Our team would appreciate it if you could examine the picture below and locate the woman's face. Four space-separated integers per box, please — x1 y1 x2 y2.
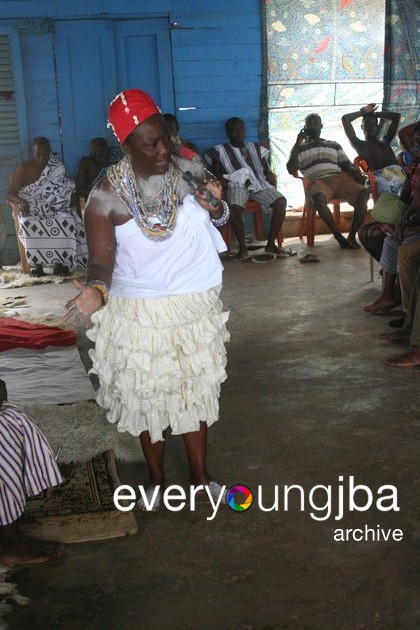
123 115 172 178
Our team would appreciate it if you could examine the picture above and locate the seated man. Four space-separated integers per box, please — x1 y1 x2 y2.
343 104 406 262
286 113 369 249
0 380 65 565
7 137 88 277
205 117 287 260
342 103 405 196
75 137 117 201
163 113 202 163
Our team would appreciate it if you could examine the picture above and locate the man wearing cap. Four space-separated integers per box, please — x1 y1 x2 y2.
65 89 230 510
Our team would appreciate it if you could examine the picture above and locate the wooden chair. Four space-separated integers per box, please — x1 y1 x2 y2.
7 175 30 273
353 157 378 281
296 176 342 247
353 157 378 202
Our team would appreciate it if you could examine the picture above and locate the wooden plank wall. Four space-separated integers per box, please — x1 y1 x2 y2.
0 0 263 263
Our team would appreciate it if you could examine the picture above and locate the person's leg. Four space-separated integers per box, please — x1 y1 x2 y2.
358 222 387 262
228 203 248 259
138 431 166 510
348 188 369 245
182 422 209 486
398 238 420 313
364 234 400 312
364 270 398 312
266 197 286 253
139 431 166 486
385 267 420 367
0 521 65 566
310 192 351 248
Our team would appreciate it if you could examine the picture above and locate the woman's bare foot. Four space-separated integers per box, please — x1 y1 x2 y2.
364 298 397 313
379 330 410 342
385 347 420 368
0 535 66 566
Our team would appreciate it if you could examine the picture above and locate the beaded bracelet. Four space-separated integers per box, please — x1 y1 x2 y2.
88 280 109 305
210 200 230 228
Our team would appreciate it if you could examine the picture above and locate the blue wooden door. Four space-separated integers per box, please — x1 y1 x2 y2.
54 18 174 177
114 18 174 114
53 20 118 177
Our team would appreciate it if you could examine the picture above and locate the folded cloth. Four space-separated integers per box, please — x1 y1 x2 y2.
0 346 95 404
0 317 76 352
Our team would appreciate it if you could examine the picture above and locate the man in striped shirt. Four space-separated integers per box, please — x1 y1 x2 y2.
205 117 287 260
0 380 65 565
287 113 369 249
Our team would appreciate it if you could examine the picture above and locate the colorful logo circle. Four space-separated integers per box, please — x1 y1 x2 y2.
226 485 253 512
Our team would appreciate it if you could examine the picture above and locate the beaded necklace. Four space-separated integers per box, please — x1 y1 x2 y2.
107 156 179 241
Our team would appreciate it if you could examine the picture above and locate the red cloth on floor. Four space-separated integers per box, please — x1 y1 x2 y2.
0 317 76 351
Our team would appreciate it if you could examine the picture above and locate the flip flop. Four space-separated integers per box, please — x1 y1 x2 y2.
299 254 320 263
248 253 277 263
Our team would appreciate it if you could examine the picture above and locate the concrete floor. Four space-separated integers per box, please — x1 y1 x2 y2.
1 235 419 630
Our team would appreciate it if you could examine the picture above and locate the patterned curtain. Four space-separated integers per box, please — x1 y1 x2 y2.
383 0 420 126
264 0 386 208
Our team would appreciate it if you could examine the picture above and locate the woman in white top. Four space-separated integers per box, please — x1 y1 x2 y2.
65 90 230 510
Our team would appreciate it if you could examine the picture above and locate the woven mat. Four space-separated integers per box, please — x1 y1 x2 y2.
20 450 137 544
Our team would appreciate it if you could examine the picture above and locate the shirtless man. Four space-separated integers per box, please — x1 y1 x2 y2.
342 103 401 172
0 380 65 565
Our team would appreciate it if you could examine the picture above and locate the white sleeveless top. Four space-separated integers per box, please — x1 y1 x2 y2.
110 194 226 298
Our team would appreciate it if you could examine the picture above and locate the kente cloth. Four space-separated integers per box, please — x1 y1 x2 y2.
373 164 407 196
0 317 76 352
87 286 229 443
205 142 271 193
18 156 88 270
0 401 63 525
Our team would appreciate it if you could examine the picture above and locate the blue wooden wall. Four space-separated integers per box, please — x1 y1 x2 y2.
0 0 263 263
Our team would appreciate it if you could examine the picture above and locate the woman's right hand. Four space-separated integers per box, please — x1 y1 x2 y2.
64 279 103 323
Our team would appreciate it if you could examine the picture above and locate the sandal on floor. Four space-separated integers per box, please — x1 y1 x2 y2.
299 254 320 263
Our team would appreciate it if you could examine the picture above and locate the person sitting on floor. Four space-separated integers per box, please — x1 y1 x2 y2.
163 113 202 163
7 137 88 277
0 379 65 565
286 113 369 249
204 117 287 260
342 103 406 264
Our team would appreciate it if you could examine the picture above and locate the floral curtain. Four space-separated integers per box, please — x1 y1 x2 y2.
383 0 420 126
264 0 386 208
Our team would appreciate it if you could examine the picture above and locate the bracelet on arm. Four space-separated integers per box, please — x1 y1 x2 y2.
210 200 230 228
88 280 109 306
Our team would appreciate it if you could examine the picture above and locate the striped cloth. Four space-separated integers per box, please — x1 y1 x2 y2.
295 139 351 180
205 142 272 193
0 401 63 525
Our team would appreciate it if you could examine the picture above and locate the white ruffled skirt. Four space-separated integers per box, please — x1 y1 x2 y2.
86 286 229 443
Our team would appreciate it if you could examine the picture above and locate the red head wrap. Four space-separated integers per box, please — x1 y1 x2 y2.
107 89 161 144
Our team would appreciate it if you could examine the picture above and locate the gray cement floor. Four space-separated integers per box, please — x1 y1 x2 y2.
1 235 419 630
